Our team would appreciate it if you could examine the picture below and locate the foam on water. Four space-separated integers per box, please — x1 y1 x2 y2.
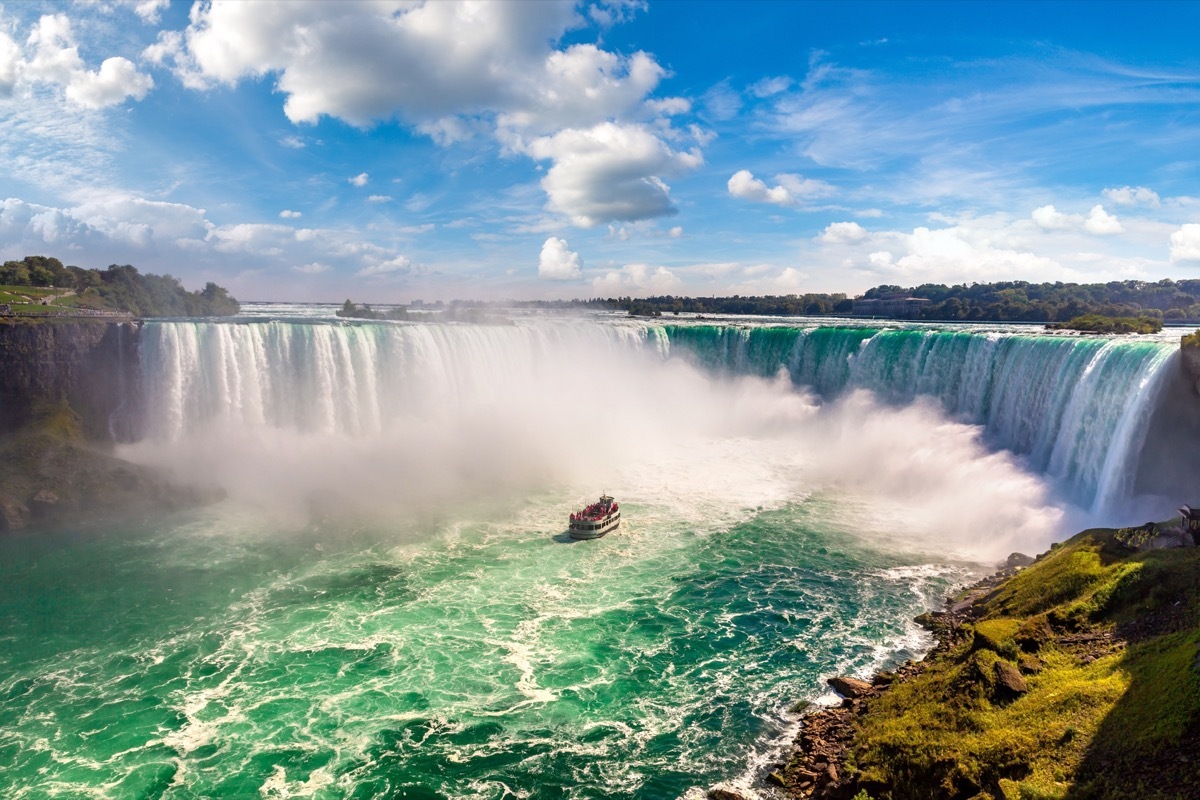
3 312 1179 798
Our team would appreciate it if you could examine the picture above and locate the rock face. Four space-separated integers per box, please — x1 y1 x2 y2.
0 321 210 534
1181 335 1200 397
0 320 142 441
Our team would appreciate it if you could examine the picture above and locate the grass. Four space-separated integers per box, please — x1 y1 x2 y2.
846 527 1200 799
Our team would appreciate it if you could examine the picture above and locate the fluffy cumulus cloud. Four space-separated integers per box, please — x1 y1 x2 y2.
537 236 583 280
1103 186 1161 208
1170 224 1200 264
820 221 868 243
1032 204 1122 235
146 1 694 228
592 263 682 295
1084 204 1122 234
727 169 833 206
528 122 702 227
12 14 153 108
158 0 664 133
279 209 302 219
349 172 369 187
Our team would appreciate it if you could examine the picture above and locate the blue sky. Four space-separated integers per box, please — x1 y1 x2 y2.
1 0 1198 302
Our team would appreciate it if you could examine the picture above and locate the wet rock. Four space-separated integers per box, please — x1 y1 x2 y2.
827 676 873 698
707 788 751 800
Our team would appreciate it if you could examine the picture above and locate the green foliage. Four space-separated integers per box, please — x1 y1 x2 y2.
1045 314 1162 334
1181 329 1200 348
972 618 1022 658
0 257 239 317
849 528 1200 799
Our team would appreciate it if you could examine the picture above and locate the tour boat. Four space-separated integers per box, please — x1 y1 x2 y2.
568 494 621 540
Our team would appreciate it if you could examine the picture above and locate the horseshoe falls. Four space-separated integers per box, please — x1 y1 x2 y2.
1 310 1190 800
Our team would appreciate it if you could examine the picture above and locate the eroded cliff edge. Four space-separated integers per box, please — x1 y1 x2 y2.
0 320 205 533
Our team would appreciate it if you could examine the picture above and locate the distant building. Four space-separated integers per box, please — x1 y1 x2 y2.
851 294 932 319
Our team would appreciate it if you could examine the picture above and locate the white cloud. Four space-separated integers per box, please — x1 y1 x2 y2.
527 122 702 227
367 194 392 203
357 256 413 277
1170 224 1200 264
166 1 662 135
292 262 330 274
1084 204 1122 235
749 75 791 98
728 170 792 206
19 14 152 108
537 236 583 280
820 221 868 243
592 263 682 295
1033 203 1121 234
279 209 302 219
134 0 171 24
1103 185 1161 208
727 169 834 207
669 226 683 238
0 31 20 96
349 172 369 187
1032 204 1071 230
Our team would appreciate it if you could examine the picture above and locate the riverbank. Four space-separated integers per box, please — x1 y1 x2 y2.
725 526 1200 800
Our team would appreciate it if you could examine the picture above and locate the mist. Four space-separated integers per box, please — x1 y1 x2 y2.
117 320 1077 562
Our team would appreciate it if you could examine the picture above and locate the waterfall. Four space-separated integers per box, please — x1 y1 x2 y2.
657 325 1178 513
136 317 1181 518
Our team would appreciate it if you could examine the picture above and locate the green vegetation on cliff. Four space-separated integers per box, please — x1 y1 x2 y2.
1 256 239 317
845 528 1200 800
1045 314 1163 334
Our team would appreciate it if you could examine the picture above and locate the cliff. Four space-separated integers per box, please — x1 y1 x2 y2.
0 320 207 534
0 318 142 441
1181 331 1200 396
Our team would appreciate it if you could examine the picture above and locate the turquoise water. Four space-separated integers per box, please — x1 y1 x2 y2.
3 312 1177 798
0 498 967 799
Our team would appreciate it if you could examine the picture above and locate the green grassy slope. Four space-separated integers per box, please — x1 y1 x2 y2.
846 528 1200 800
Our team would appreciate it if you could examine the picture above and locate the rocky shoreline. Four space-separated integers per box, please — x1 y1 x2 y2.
707 555 1036 800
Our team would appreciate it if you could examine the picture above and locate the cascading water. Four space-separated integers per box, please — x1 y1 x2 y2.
2 310 1187 800
657 324 1178 514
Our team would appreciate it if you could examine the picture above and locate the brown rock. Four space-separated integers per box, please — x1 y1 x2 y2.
32 488 59 505
707 789 751 800
827 676 873 698
0 496 30 531
993 659 1029 696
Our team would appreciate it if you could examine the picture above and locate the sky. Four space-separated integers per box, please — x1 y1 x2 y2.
0 0 1198 302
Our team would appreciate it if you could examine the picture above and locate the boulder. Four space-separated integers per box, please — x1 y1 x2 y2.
0 496 30 532
1005 552 1035 569
993 660 1029 697
827 676 873 698
707 789 752 800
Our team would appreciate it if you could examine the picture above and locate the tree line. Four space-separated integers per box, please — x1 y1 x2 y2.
1 256 240 317
567 279 1200 321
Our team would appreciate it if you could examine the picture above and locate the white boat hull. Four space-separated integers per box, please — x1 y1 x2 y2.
568 512 621 540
